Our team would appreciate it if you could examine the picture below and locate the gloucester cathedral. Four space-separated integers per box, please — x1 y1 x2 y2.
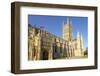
28 18 87 60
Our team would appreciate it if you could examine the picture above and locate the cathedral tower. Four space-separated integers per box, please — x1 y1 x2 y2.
75 32 82 56
77 32 81 50
63 18 72 41
81 34 84 50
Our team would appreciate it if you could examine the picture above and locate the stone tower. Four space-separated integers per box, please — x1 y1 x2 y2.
63 18 72 41
81 34 84 49
77 32 81 49
75 32 82 56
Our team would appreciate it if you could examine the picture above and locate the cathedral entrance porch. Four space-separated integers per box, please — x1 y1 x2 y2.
42 50 48 60
41 48 53 60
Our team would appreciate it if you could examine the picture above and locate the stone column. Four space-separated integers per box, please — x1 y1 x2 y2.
48 51 52 60
36 33 41 60
28 39 33 60
48 44 53 60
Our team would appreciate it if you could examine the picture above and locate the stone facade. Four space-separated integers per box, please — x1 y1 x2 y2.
28 18 86 60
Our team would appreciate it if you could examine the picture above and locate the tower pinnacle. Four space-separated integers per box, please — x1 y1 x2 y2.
77 32 80 38
81 34 84 49
67 18 70 25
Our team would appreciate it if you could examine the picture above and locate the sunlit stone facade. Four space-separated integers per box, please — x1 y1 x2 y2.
28 18 86 60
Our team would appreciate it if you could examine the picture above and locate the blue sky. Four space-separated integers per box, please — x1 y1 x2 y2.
28 15 88 48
